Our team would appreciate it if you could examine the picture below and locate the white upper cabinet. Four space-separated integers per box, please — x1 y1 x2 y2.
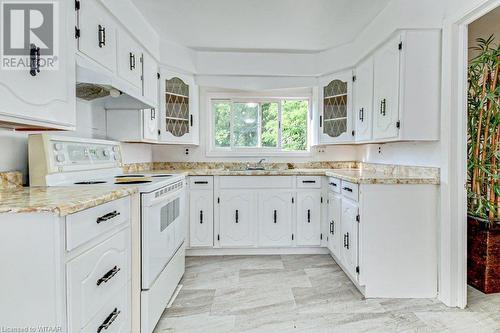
372 30 441 142
296 191 321 246
258 191 293 247
76 0 116 72
143 108 159 141
372 34 401 141
159 70 199 145
354 57 374 142
142 52 159 107
0 0 75 129
117 30 143 90
318 71 354 144
219 191 255 247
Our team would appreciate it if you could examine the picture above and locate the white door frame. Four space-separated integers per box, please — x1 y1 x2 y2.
440 0 500 308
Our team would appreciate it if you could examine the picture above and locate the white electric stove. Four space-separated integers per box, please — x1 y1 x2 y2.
28 134 186 333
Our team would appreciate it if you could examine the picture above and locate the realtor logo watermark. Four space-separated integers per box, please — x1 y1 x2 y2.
1 1 59 71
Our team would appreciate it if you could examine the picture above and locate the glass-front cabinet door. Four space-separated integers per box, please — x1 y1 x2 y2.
159 70 199 144
318 71 353 144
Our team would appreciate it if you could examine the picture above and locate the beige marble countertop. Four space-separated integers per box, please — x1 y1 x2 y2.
0 186 137 216
146 168 440 185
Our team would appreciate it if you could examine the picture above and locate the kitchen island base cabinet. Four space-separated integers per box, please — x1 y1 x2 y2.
219 191 256 247
0 196 133 332
296 191 322 246
258 192 293 247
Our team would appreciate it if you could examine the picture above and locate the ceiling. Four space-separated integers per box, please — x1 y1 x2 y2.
132 0 391 53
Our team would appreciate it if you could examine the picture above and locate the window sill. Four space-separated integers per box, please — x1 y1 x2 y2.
206 149 313 158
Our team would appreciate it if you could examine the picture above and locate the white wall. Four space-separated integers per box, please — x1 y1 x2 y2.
357 142 441 167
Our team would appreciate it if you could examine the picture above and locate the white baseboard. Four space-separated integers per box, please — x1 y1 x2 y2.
186 247 330 256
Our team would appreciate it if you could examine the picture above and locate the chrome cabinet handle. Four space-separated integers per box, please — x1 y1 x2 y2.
97 308 121 333
96 211 120 224
359 108 364 122
98 25 106 47
150 108 155 120
96 266 121 286
30 43 40 76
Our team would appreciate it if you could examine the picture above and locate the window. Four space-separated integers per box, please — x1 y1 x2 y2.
211 98 310 154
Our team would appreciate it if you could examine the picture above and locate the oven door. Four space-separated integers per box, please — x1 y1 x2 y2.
141 187 185 290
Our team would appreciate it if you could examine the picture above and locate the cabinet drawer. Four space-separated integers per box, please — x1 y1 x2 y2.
297 176 322 189
81 283 131 333
66 197 130 251
67 228 130 332
189 176 214 190
341 181 359 202
220 176 293 189
328 177 341 193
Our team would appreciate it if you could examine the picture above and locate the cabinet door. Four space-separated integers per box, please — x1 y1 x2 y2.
142 109 158 141
219 191 255 247
328 192 342 259
354 57 374 142
117 30 142 89
373 34 401 140
0 0 75 129
341 198 359 279
258 191 293 247
77 0 117 72
318 71 353 144
189 190 214 247
142 52 159 106
160 71 198 144
296 191 321 246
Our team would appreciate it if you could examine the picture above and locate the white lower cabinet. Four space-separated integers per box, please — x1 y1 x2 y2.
219 191 256 247
258 191 293 247
296 191 322 246
0 196 133 332
189 190 214 247
340 198 359 280
327 192 341 259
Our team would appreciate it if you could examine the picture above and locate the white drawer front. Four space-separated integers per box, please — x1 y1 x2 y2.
220 176 294 189
297 176 322 189
82 283 131 333
341 181 359 202
66 197 130 250
328 177 341 193
189 176 214 190
67 229 130 332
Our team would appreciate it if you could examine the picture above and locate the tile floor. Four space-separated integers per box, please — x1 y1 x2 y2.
153 255 500 333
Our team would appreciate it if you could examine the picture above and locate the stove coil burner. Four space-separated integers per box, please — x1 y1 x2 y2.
74 181 107 185
115 180 153 184
115 175 145 178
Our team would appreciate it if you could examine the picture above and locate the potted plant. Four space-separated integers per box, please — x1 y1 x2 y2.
467 35 499 294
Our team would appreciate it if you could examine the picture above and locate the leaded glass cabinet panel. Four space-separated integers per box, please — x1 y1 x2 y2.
160 71 199 145
318 71 353 144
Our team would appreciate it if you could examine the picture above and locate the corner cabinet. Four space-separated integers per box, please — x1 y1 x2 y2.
0 0 75 130
318 71 354 144
159 71 199 145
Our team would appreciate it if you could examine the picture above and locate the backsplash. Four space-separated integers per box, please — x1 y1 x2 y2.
0 171 23 189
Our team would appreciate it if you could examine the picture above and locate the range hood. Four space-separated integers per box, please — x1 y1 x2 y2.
76 54 154 109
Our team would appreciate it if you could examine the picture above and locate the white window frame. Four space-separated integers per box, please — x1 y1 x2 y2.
206 92 313 157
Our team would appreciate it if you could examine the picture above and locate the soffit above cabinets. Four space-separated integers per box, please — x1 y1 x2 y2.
131 0 391 52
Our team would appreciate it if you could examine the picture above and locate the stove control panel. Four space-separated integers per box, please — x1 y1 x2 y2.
51 141 121 167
